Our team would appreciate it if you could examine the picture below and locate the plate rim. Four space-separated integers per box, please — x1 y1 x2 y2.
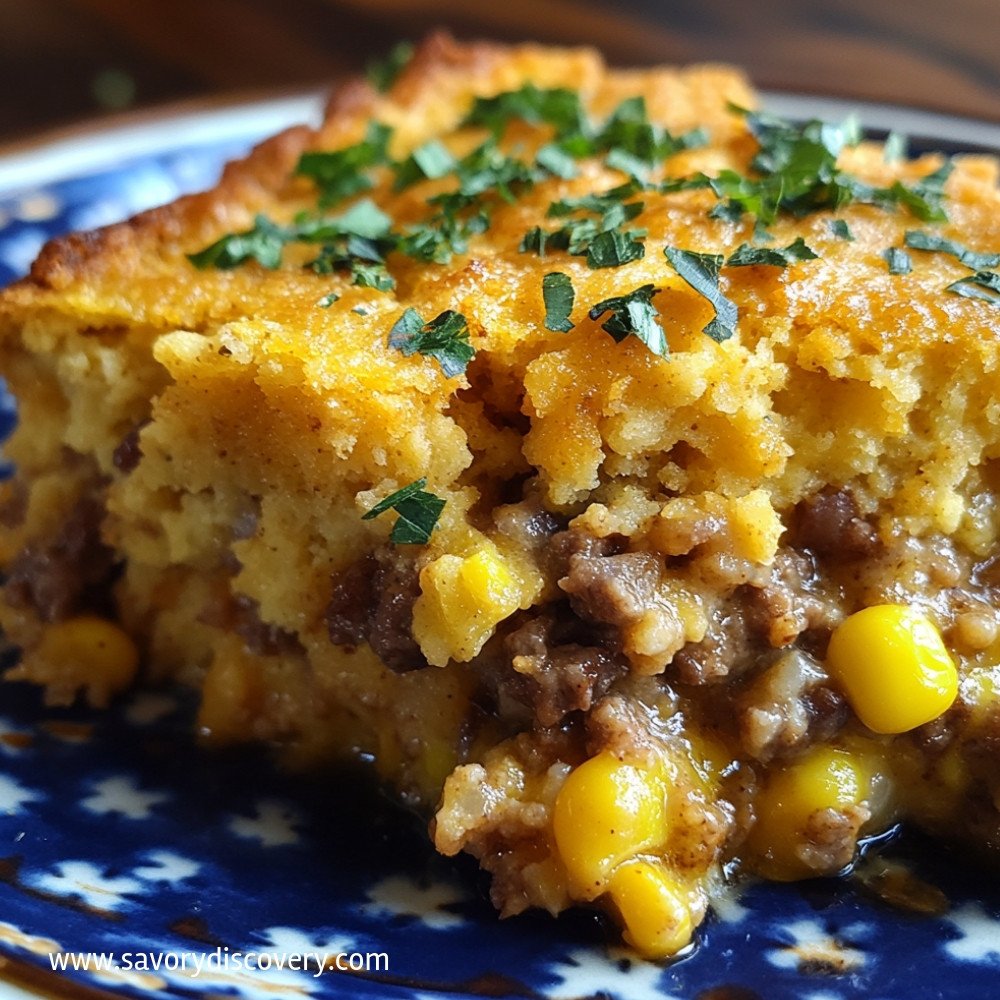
0 89 997 201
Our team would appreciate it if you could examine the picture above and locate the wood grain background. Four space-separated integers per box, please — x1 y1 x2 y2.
0 0 997 144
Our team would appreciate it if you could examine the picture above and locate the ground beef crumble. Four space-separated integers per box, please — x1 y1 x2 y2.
325 547 427 672
5 494 118 622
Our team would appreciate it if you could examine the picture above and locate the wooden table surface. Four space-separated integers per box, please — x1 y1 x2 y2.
0 0 998 145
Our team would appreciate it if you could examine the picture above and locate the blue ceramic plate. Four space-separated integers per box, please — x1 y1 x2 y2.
1 94 1000 1000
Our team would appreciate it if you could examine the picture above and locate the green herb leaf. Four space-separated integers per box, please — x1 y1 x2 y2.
663 247 738 342
393 140 457 191
295 122 392 208
542 272 575 332
605 147 652 180
883 132 907 163
946 270 1000 305
387 308 476 377
188 215 290 270
464 85 588 138
350 260 395 290
586 228 646 269
707 170 782 226
547 180 645 218
366 41 414 93
596 96 703 169
588 284 667 357
535 143 579 179
883 247 912 275
398 209 488 264
726 237 818 268
903 230 1000 270
362 477 445 544
829 219 854 241
317 292 340 308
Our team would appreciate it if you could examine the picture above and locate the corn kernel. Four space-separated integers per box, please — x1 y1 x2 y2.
553 752 666 898
608 860 693 958
413 545 527 665
746 746 869 881
34 616 139 706
826 604 958 734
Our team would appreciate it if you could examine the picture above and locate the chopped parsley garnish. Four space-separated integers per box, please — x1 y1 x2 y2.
946 271 1000 305
883 132 907 163
393 139 457 191
535 143 579 179
442 139 540 203
349 260 395 290
301 200 397 287
548 180 645 217
295 122 392 208
464 84 588 138
588 284 667 357
187 214 289 270
542 272 575 332
352 307 368 316
877 162 953 223
829 219 854 241
586 228 646 268
726 237 818 268
362 477 445 544
883 247 913 275
713 107 952 226
388 308 476 377
366 41 414 93
522 181 646 263
595 97 706 172
903 230 1000 270
663 247 738 342
397 211 488 263
317 292 340 308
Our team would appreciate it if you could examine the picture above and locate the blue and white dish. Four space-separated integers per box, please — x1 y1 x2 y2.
1 94 1000 1000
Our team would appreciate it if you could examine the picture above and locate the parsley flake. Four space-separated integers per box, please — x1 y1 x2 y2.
946 271 1000 305
663 247 738 342
883 247 913 275
596 97 706 171
317 292 340 308
542 272 575 332
726 237 818 268
295 122 392 208
903 230 1000 270
388 308 476 377
883 132 908 163
187 214 289 270
394 140 457 191
829 219 855 241
464 85 588 138
535 143 579 179
362 477 445 544
366 42 414 93
588 284 667 357
586 228 646 269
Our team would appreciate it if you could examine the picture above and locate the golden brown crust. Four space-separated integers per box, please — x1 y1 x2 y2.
21 123 315 294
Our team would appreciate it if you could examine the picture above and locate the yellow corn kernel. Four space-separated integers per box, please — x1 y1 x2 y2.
608 861 693 958
34 616 139 706
826 605 958 734
746 746 869 881
413 545 526 666
553 752 666 899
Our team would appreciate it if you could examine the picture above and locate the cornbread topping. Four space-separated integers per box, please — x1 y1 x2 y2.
1 33 999 958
